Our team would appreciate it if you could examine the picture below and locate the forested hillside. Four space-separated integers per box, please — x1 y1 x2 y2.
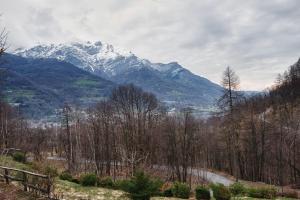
203 59 300 186
0 54 114 118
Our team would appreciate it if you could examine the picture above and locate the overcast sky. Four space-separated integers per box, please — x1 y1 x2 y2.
1 0 300 90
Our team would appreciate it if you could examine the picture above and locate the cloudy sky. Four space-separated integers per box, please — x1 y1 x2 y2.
1 0 300 90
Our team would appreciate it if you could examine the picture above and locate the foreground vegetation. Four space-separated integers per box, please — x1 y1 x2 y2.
0 155 299 200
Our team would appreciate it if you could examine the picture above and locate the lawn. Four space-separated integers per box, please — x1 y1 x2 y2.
55 180 186 200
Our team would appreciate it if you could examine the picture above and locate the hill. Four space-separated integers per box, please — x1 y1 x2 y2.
0 54 115 119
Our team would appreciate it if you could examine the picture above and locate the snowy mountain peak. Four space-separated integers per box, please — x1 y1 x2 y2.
14 41 186 77
14 41 135 73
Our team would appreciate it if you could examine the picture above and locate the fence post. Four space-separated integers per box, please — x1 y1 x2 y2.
23 172 28 191
4 169 9 184
47 175 51 198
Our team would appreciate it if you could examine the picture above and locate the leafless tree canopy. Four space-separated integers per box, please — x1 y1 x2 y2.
0 16 7 58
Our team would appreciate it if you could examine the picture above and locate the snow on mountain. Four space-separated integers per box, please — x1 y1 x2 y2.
14 41 184 78
13 41 223 110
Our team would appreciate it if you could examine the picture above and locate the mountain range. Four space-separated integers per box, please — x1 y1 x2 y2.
1 41 223 119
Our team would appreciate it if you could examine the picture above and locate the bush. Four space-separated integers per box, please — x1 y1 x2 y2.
119 170 163 200
229 182 246 196
80 173 98 186
71 178 80 184
195 185 210 200
247 187 277 199
12 152 26 163
171 182 190 199
44 166 58 178
278 190 298 199
162 188 173 197
210 183 231 200
59 171 73 182
115 179 133 191
97 177 115 188
160 182 173 197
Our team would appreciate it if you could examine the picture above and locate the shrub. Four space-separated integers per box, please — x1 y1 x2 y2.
12 152 26 163
171 182 190 199
210 183 231 200
120 170 163 200
44 166 58 178
71 177 80 184
115 179 133 191
59 171 73 182
97 177 115 188
229 182 246 196
195 185 210 200
247 187 277 199
278 190 298 199
162 188 173 197
160 182 173 197
80 173 98 186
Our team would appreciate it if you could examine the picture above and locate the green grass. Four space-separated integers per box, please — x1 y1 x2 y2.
56 179 130 200
55 179 188 200
5 89 35 102
0 155 32 171
75 78 99 87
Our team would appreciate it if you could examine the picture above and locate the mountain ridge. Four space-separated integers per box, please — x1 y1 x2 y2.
14 41 223 108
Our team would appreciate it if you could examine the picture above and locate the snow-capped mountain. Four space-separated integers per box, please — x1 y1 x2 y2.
14 41 223 110
14 41 142 78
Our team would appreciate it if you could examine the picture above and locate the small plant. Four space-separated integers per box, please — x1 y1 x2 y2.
44 166 58 178
97 176 115 188
119 170 163 200
210 183 231 200
162 188 173 197
12 152 26 163
161 182 173 197
229 182 246 196
115 179 133 191
278 190 298 199
59 171 73 182
80 173 98 186
195 185 210 200
171 182 190 199
247 187 277 199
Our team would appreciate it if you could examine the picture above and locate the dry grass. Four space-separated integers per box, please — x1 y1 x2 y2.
0 182 47 200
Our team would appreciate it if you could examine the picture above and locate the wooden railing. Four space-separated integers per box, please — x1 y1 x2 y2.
0 166 53 198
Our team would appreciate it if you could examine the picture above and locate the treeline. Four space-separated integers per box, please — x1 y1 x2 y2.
56 84 201 184
1 84 206 184
207 61 300 187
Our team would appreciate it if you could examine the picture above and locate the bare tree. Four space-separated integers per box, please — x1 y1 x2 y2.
218 67 242 178
0 27 7 58
61 103 76 172
110 84 158 175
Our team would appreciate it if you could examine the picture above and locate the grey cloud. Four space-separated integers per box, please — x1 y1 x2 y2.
1 0 300 90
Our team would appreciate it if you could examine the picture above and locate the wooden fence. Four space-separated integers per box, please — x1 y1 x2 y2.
0 166 53 198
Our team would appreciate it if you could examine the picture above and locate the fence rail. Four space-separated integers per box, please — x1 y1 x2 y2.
0 166 52 198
